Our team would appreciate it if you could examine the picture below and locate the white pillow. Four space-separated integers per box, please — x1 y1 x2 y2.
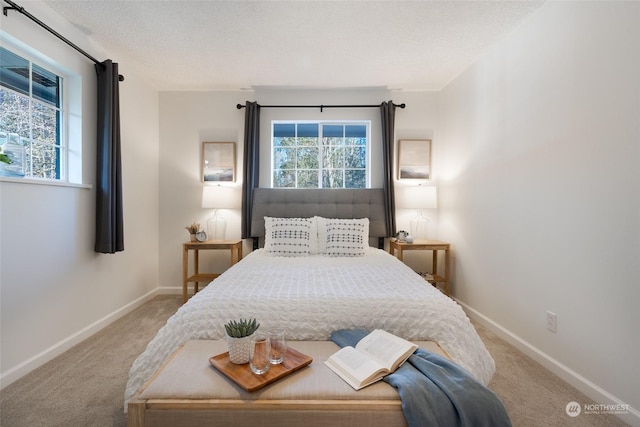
264 217 311 256
308 216 319 255
325 218 369 257
314 216 328 254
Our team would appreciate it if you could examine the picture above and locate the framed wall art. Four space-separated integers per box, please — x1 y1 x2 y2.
397 139 432 180
202 142 235 182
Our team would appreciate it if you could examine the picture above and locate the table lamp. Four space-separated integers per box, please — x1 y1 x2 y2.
201 185 239 240
404 185 437 240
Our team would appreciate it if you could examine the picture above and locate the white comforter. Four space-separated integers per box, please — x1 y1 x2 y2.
124 248 495 405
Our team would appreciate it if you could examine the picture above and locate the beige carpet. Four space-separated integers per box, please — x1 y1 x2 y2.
471 321 629 427
0 295 629 426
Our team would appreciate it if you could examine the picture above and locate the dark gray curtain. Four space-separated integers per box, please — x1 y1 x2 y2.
95 60 124 253
380 101 397 237
241 101 260 238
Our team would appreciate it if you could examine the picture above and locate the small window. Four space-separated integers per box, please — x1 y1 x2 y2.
272 121 369 189
0 45 65 180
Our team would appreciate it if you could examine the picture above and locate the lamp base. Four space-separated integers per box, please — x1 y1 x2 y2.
207 217 227 241
410 213 430 240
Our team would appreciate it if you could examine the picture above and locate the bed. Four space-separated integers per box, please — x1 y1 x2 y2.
124 188 495 424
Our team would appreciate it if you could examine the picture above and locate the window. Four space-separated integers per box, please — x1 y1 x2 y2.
0 45 65 180
272 121 370 188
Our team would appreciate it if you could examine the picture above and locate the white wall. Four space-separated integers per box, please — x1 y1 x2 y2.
0 2 160 386
159 91 245 286
158 89 439 288
438 1 639 422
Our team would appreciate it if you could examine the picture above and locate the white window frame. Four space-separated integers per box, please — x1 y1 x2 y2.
271 120 371 189
0 35 84 187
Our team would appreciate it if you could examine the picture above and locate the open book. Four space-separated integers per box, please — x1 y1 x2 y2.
324 329 418 390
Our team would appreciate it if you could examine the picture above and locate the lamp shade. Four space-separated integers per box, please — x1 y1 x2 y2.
403 186 437 209
201 185 240 209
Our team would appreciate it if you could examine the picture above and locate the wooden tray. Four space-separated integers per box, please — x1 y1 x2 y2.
209 346 313 392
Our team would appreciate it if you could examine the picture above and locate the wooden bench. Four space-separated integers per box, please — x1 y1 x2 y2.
128 340 449 427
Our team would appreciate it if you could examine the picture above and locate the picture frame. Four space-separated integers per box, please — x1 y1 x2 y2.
202 142 235 182
397 139 432 180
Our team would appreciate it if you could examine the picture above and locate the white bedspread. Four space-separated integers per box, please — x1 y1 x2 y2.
124 248 495 406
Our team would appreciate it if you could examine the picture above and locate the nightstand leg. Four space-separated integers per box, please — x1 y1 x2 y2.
182 247 188 303
444 250 450 296
432 251 438 276
231 244 241 265
193 250 199 294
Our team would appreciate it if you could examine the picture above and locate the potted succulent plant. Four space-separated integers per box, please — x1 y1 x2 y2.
224 318 260 364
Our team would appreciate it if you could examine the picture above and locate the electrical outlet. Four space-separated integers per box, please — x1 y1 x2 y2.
546 311 557 333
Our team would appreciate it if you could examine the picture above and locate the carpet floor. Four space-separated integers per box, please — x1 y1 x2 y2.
0 294 629 426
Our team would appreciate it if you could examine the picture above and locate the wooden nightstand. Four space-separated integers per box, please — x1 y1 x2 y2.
182 240 242 303
389 239 451 296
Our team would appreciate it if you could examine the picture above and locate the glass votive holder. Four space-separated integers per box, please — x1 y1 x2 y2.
250 333 271 375
268 329 287 364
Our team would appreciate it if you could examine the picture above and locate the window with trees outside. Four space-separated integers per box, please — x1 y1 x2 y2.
0 45 65 180
272 121 370 189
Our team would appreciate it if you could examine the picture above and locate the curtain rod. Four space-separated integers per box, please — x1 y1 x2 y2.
236 103 405 112
3 0 124 81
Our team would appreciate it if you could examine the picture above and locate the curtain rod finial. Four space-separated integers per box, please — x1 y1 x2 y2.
237 104 245 109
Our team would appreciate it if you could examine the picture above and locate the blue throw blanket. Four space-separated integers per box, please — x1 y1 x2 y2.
330 329 512 427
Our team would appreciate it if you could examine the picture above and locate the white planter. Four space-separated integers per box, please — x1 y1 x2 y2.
226 334 253 364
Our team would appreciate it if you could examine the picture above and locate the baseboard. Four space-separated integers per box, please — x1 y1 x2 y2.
0 288 162 389
456 299 640 426
157 286 181 295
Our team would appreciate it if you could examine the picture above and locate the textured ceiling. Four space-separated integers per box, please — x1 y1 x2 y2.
42 1 544 91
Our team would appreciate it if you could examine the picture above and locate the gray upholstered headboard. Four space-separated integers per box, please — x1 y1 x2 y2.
251 188 387 243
